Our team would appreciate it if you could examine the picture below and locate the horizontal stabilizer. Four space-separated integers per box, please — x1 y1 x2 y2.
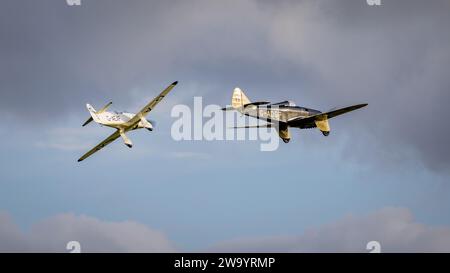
98 101 112 114
82 117 94 127
221 106 235 111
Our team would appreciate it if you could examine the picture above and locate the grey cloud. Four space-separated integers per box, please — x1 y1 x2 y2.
209 207 450 252
1 0 450 171
0 0 275 120
266 0 450 171
0 212 176 252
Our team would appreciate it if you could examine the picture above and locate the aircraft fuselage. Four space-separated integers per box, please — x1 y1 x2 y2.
95 111 152 131
241 104 321 127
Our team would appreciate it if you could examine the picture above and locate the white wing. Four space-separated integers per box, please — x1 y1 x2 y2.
125 81 178 127
78 130 121 162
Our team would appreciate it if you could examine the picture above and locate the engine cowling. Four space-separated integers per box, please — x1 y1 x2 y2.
276 123 291 143
315 119 330 136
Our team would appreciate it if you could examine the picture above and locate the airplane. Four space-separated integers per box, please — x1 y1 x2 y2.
77 81 178 162
222 87 367 143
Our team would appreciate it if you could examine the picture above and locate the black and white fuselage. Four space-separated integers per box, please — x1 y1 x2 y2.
241 102 322 127
226 87 367 143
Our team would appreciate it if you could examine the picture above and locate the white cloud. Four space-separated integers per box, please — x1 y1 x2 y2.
0 212 176 252
2 208 450 252
209 207 450 252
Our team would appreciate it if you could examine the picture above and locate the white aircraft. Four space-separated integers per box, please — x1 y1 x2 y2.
78 81 178 162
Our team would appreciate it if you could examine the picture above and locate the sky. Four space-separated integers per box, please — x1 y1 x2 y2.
1 0 450 252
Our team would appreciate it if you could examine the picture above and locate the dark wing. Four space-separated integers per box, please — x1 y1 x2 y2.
288 104 368 128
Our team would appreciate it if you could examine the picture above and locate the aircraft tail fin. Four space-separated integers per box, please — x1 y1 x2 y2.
82 102 112 126
231 87 251 109
83 104 101 126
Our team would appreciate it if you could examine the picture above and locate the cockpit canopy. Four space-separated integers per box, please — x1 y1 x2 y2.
114 111 129 115
271 100 296 107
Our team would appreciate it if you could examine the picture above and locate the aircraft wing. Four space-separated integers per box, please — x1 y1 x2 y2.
125 81 178 127
77 130 121 162
319 103 368 120
288 103 367 127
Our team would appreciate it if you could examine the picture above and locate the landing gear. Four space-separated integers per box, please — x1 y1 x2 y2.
119 130 133 148
147 128 153 131
282 138 290 143
322 131 330 136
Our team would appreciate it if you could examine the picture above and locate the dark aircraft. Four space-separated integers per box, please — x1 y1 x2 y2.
222 87 367 143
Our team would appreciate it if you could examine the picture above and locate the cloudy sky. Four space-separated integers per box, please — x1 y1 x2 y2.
1 0 450 252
